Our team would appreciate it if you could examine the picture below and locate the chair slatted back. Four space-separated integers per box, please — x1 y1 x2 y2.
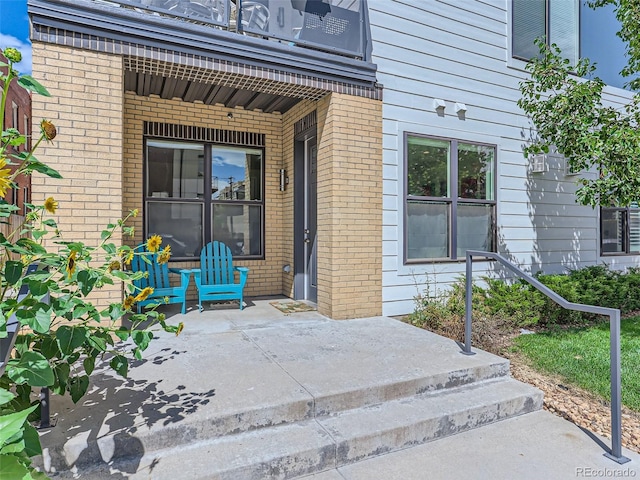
131 246 171 290
201 241 234 285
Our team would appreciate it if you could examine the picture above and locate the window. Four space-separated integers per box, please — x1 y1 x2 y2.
11 102 18 130
145 139 264 260
512 0 628 88
405 134 496 262
23 115 29 150
601 206 640 255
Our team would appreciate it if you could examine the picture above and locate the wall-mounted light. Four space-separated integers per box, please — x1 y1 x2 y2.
227 112 234 119
433 98 446 112
454 102 467 114
283 264 291 273
279 168 289 191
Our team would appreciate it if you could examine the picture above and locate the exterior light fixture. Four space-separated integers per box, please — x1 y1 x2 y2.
279 168 288 191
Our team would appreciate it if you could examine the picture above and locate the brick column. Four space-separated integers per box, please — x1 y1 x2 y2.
316 93 383 319
31 43 124 307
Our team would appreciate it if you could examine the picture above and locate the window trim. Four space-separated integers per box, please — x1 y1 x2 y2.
403 132 497 264
143 136 266 261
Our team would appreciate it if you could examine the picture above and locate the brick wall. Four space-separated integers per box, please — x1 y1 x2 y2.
31 42 124 306
316 93 383 319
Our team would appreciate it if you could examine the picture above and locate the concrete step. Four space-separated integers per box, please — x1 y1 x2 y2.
45 377 542 479
36 315 543 478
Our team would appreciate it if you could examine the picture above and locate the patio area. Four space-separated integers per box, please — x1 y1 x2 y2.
36 297 640 479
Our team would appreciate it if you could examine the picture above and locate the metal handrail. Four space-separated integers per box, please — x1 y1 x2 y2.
464 250 630 464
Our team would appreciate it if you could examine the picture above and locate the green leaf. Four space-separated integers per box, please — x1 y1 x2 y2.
83 356 95 376
87 334 107 353
0 404 37 445
16 304 52 334
7 352 55 387
23 160 62 179
53 363 70 394
0 388 15 407
109 355 128 378
4 261 23 285
77 270 96 297
56 326 88 355
132 330 153 352
25 278 50 297
0 454 30 479
69 375 89 403
17 75 51 96
39 335 61 359
22 422 42 457
114 327 129 342
0 438 25 454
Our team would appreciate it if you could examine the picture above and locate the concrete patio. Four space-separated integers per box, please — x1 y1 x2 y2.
37 297 640 479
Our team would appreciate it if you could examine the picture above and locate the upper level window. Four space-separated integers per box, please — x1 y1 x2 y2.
512 0 579 65
601 206 640 255
145 139 264 260
512 0 628 88
405 134 496 263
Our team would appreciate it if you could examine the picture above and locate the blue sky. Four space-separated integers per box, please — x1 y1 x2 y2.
0 0 31 74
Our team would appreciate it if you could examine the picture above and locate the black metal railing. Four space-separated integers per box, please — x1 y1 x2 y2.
104 0 367 59
464 250 630 465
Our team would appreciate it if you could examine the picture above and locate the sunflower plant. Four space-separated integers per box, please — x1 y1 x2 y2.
0 48 183 479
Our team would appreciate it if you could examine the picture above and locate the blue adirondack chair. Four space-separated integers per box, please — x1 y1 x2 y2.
131 245 191 314
193 241 249 311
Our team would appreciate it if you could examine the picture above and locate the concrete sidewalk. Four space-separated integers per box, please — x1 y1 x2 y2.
38 297 640 479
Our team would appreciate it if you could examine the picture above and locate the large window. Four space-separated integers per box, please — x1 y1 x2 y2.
145 139 264 260
512 0 628 88
405 134 496 262
601 206 640 255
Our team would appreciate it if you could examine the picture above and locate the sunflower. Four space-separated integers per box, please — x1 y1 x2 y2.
134 286 154 302
108 260 121 272
44 196 58 214
66 251 77 278
146 235 162 253
0 158 12 198
175 322 184 336
40 119 57 142
123 295 135 311
131 209 139 218
157 245 171 264
3 47 21 63
122 250 134 266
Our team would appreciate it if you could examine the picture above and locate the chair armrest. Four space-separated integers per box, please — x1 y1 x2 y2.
234 266 249 286
169 268 194 289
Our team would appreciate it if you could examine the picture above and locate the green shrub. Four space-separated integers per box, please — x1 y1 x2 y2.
408 264 640 335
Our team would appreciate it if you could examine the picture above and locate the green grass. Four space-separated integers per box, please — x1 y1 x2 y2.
512 316 640 411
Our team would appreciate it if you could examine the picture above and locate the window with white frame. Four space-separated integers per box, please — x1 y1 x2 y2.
601 206 640 255
145 139 264 260
404 134 496 262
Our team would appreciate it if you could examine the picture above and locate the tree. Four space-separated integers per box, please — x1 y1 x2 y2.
517 0 640 208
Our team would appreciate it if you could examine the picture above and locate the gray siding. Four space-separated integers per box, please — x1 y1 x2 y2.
370 0 636 316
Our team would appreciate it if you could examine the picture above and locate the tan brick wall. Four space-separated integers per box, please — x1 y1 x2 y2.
30 43 382 318
31 42 124 307
122 94 284 298
316 93 383 319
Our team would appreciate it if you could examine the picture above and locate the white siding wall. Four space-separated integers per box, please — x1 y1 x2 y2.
369 0 637 316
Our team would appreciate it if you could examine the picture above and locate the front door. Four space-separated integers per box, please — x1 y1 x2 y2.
303 136 318 303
